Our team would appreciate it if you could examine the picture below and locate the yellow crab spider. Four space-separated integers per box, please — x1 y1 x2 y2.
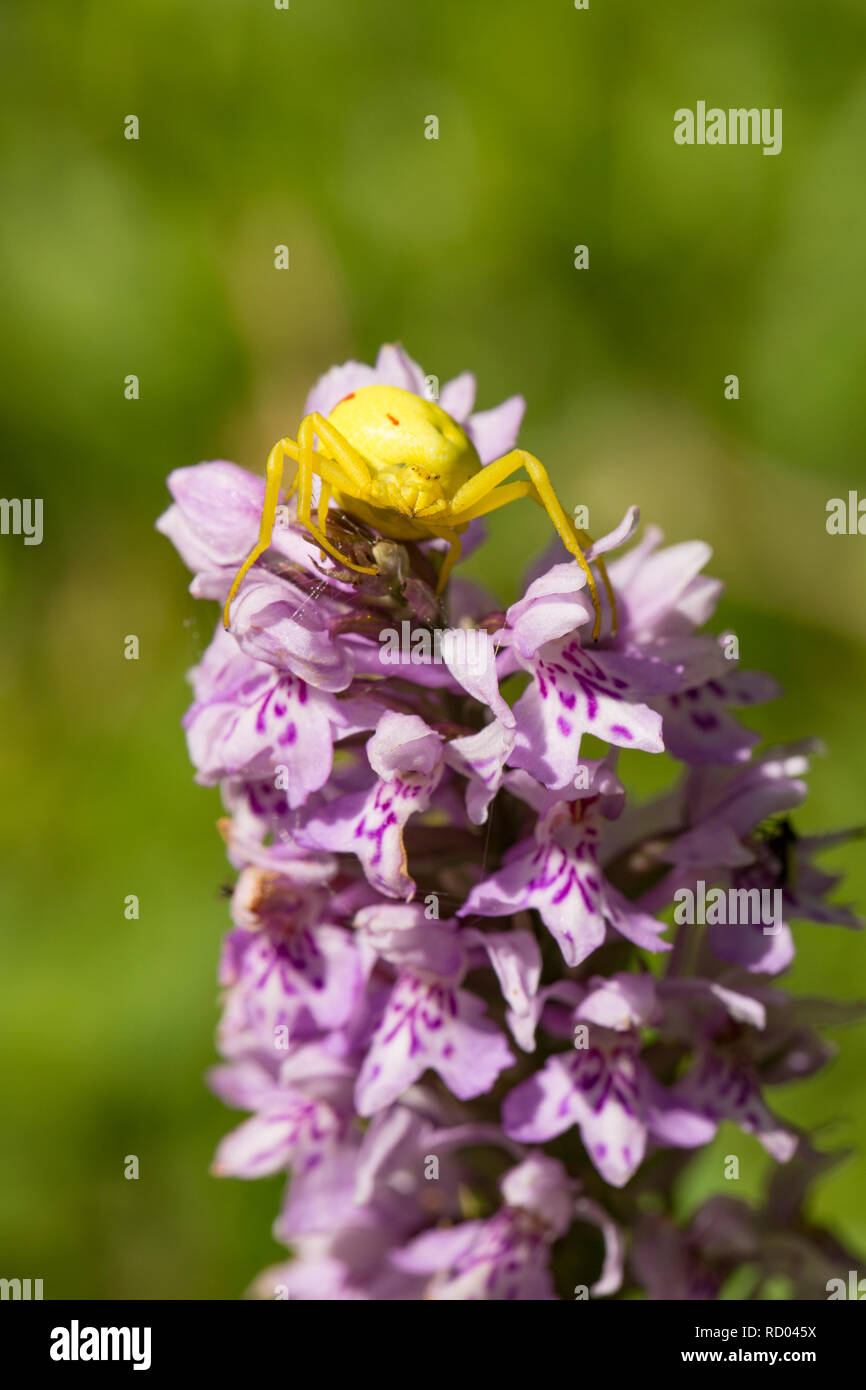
222 384 616 640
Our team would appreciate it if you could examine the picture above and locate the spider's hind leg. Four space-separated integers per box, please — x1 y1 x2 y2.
447 449 611 640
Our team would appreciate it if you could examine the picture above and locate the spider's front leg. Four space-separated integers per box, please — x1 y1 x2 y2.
294 414 379 577
424 525 463 595
223 436 299 628
446 450 616 640
223 417 378 630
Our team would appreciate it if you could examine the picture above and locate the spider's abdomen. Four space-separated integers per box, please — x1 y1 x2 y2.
328 384 481 512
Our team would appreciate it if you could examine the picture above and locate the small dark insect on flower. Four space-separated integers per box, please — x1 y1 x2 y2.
754 816 799 889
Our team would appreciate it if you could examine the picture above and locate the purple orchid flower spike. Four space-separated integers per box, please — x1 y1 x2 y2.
160 348 862 1300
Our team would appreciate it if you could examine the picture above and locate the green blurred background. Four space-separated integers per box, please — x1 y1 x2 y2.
1 0 865 1298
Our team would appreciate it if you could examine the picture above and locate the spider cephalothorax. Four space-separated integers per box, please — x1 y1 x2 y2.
223 383 614 638
326 387 481 538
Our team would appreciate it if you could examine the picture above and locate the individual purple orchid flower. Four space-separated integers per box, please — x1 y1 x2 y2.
207 1042 357 1181
184 626 361 806
391 1153 581 1300
351 903 514 1114
217 775 338 881
514 523 780 771
460 763 670 967
508 635 674 785
660 661 780 767
297 711 445 899
212 1082 345 1180
497 513 683 786
670 1051 798 1162
502 986 713 1188
217 867 363 1054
